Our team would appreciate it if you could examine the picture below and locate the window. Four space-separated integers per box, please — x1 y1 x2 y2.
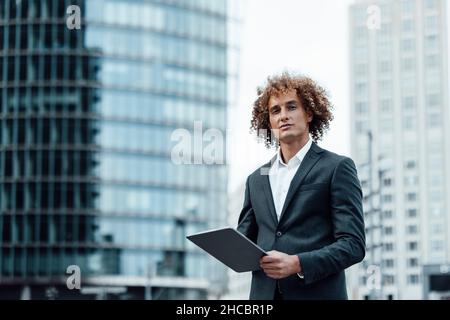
356 82 368 95
431 206 443 217
401 76 415 93
404 176 418 186
377 41 391 57
405 160 416 169
401 58 415 72
425 55 439 68
378 60 391 73
385 243 394 251
384 275 395 285
383 210 393 218
408 258 418 267
354 46 368 59
401 0 415 13
406 192 417 201
407 208 417 217
431 224 443 234
401 38 415 51
403 116 416 130
356 120 368 133
425 72 440 89
402 19 414 33
379 118 393 132
429 191 442 202
379 80 392 95
425 0 437 10
356 102 368 114
426 93 439 107
425 35 439 50
407 225 418 234
355 26 367 40
380 99 391 112
384 227 393 235
428 154 443 168
360 276 367 287
404 144 418 157
383 178 392 186
382 194 393 203
425 16 437 31
429 142 441 153
427 114 441 127
380 22 391 35
383 259 394 268
355 63 368 76
430 174 443 186
407 274 419 284
408 241 418 250
431 240 444 251
402 96 415 111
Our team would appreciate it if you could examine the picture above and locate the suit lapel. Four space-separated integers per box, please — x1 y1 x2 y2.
259 156 279 226
278 142 324 223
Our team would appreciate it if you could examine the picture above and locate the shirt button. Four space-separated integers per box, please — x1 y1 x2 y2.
276 231 282 237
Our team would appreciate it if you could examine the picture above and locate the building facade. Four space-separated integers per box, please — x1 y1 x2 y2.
349 0 450 299
0 0 230 299
222 182 251 300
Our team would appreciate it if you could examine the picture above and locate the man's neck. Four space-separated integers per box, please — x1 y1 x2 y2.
280 136 310 164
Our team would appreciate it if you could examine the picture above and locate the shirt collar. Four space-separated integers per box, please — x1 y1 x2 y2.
276 138 312 168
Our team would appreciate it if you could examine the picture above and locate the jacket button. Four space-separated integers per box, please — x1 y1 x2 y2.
276 231 282 237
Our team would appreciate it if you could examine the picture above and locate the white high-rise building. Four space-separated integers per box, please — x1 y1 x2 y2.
349 0 450 299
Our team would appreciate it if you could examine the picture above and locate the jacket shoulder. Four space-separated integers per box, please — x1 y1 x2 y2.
246 164 269 184
316 146 355 168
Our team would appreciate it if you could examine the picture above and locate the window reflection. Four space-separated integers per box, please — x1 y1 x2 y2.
98 184 210 218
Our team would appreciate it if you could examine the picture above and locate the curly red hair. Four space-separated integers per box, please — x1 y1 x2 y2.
250 72 334 148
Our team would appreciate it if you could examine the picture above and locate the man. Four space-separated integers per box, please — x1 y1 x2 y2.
237 72 365 300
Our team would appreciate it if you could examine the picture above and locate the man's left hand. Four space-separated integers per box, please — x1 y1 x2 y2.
259 250 301 279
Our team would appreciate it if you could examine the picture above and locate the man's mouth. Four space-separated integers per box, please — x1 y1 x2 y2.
280 124 292 130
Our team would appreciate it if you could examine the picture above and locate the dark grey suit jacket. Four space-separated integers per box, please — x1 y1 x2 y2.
237 142 365 300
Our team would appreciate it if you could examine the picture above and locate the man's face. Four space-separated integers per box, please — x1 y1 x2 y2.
268 89 312 144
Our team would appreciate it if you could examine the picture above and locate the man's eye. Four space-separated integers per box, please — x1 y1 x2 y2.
288 105 297 109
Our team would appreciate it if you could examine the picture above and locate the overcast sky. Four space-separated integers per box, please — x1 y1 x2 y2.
228 0 355 191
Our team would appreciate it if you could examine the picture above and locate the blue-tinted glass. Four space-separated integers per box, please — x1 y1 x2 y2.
1 0 228 298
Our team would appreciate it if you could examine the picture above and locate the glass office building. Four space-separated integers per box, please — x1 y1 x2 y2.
0 0 229 299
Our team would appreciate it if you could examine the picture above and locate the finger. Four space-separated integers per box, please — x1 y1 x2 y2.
259 263 281 270
266 252 281 259
265 272 281 279
261 265 280 271
260 256 278 263
261 259 282 266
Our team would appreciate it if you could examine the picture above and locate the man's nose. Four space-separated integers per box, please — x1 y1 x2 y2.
279 107 289 121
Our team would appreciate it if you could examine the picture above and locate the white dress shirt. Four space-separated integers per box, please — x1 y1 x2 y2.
268 138 312 280
269 138 312 221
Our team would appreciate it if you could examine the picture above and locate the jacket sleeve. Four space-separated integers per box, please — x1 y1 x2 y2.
297 157 366 285
237 177 258 243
